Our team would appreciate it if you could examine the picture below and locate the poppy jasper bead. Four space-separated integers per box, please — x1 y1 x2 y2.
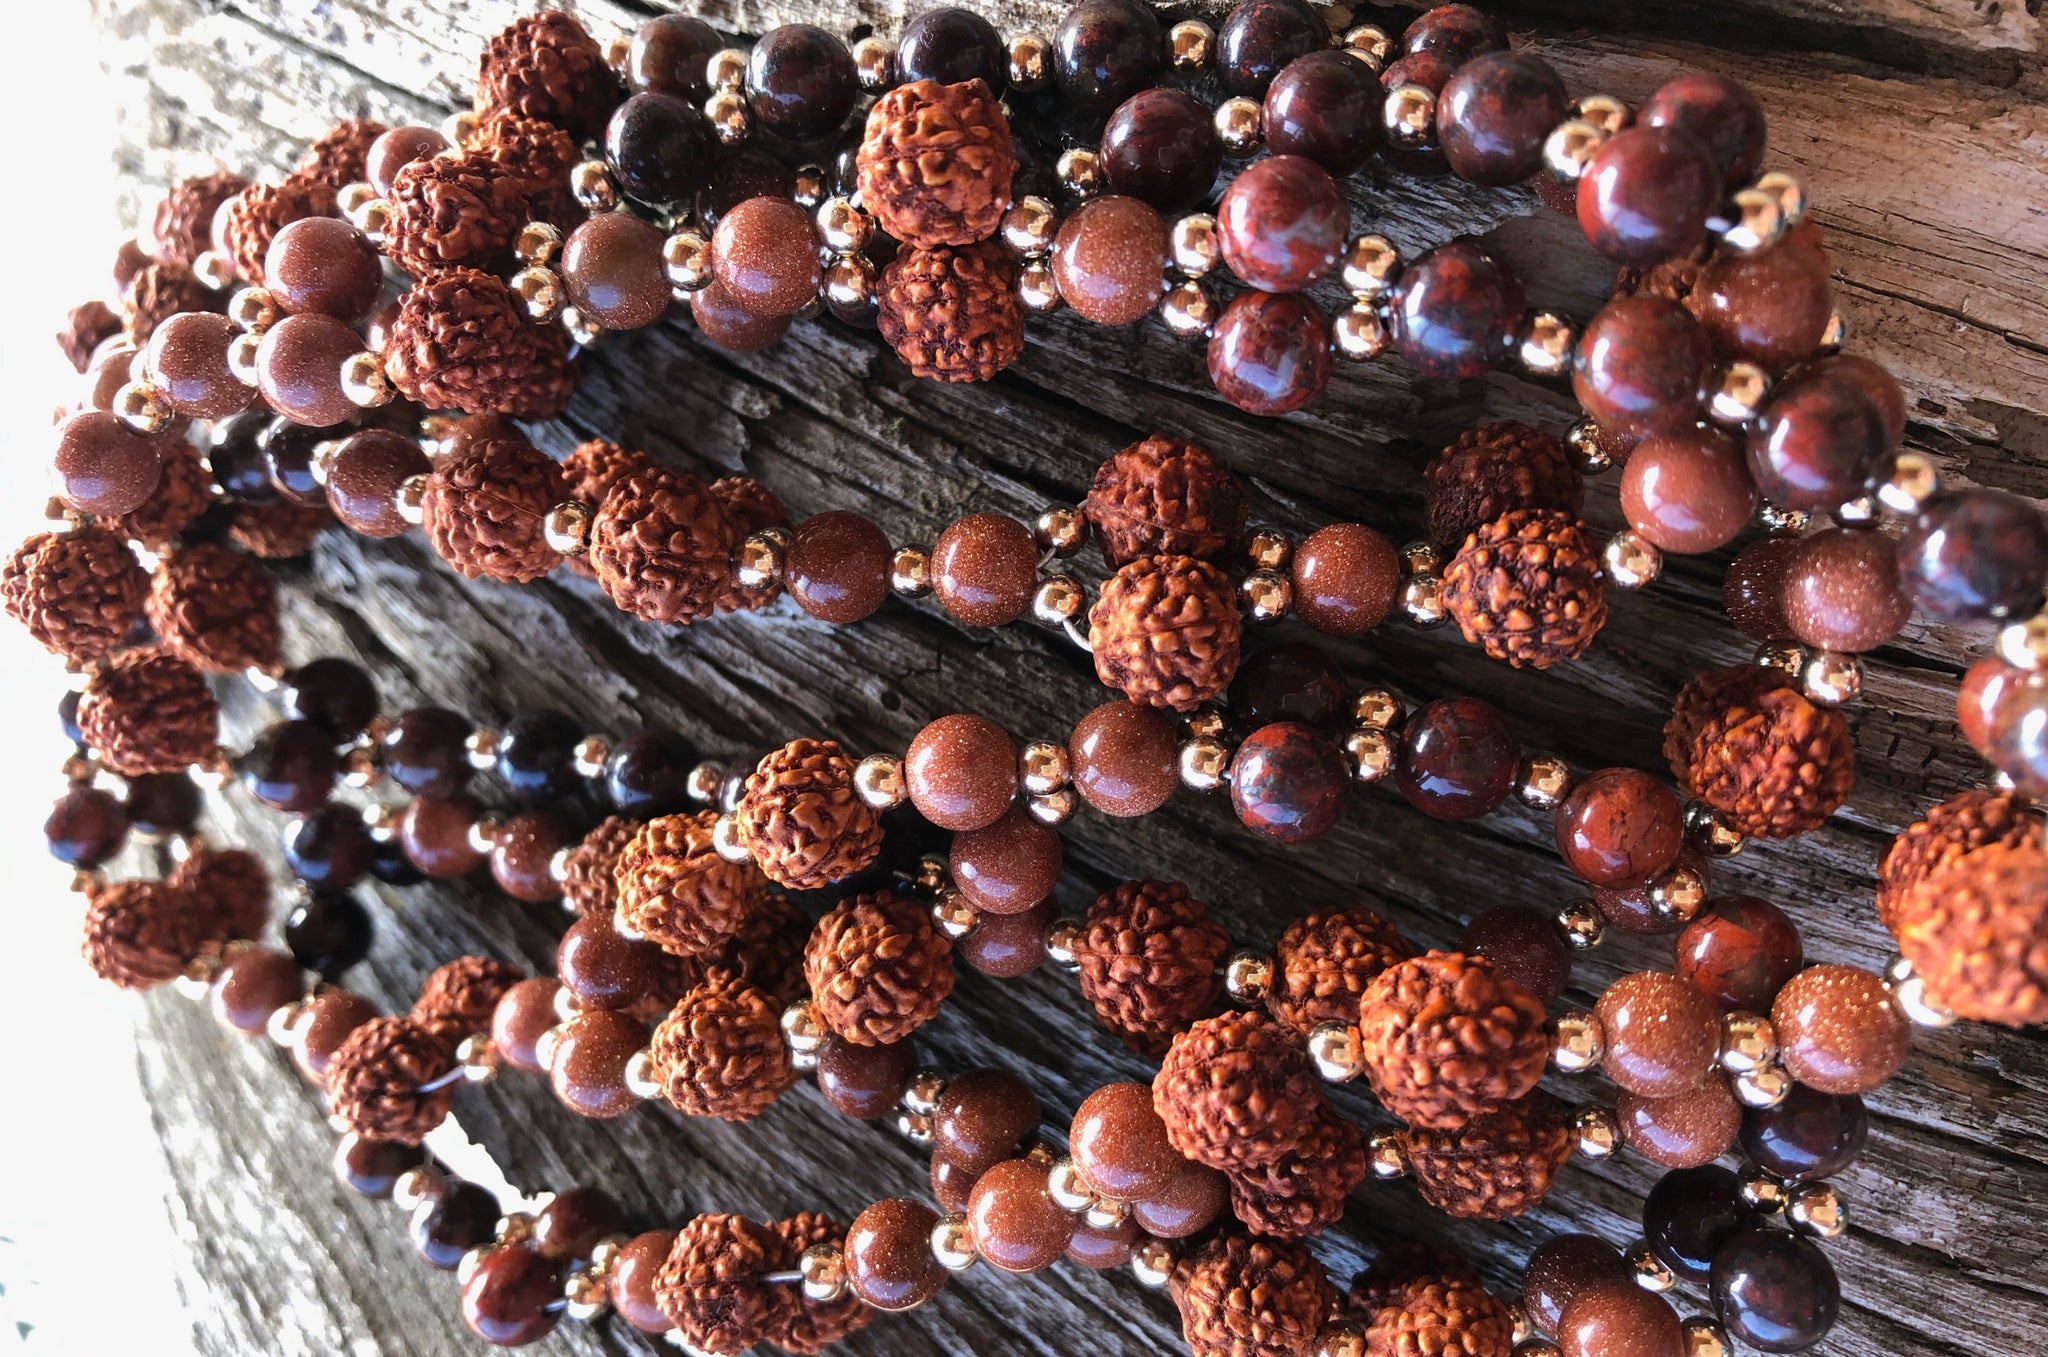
1229 720 1349 843
1216 0 1328 98
1739 1083 1867 1181
1640 72 1767 192
1437 51 1569 186
1710 1227 1841 1352
1388 241 1526 380
1100 88 1223 214
1393 696 1520 821
1207 291 1331 416
1054 0 1164 116
1216 155 1347 293
1747 368 1891 511
746 24 856 140
1675 894 1803 1010
604 91 715 208
1262 50 1381 177
1574 296 1715 435
1378 50 1456 177
1402 3 1508 62
1898 489 2048 620
461 1241 565 1346
1643 1165 1757 1284
1554 768 1685 886
1576 125 1720 267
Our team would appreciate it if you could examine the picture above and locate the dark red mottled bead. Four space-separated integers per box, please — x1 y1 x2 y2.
1676 894 1803 1010
461 1241 566 1346
1644 1164 1758 1283
1747 368 1890 511
46 788 127 868
1216 155 1347 293
1797 353 1905 451
240 719 341 814
1388 240 1525 380
1438 51 1568 186
1639 72 1767 192
1621 425 1757 554
1054 0 1163 116
1577 125 1720 267
1957 657 2027 758
1738 1083 1867 1181
1228 720 1349 843
1377 51 1456 177
605 92 716 209
1216 0 1328 97
1989 681 2048 798
1263 51 1381 177
628 15 721 99
1229 642 1348 731
1710 1227 1840 1352
1401 4 1508 63
1553 768 1685 886
1689 238 1834 374
1100 88 1222 214
1898 489 2048 620
1574 296 1715 434
1394 696 1520 821
1207 291 1331 416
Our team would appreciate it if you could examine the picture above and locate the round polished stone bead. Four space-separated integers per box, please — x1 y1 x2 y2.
1644 1164 1758 1283
1799 352 1906 450
534 1186 626 1262
549 1009 648 1118
124 772 200 838
959 899 1056 978
1071 1080 1180 1201
1216 0 1328 97
53 410 163 517
284 804 375 888
1230 642 1348 731
788 510 892 623
610 1228 680 1332
1619 1080 1741 1169
335 1132 427 1199
1071 700 1179 817
495 709 582 801
1958 656 2028 757
241 720 341 814
1772 963 1909 1096
1554 767 1685 886
1739 1083 1868 1182
491 812 574 904
208 408 278 504
1131 1158 1228 1238
1621 424 1756 554
712 196 822 319
1783 527 1911 653
935 1068 1040 1175
1597 971 1721 1098
563 211 672 331
1291 523 1399 636
629 14 719 98
605 91 715 208
1402 3 1508 62
45 788 126 868
145 312 250 420
1378 50 1457 176
933 512 1038 627
1675 894 1802 1010
1592 845 1709 937
1052 196 1170 326
1577 125 1720 267
1054 0 1164 116
366 125 450 197
968 1157 1075 1272
1574 296 1714 435
294 988 377 1081
399 794 485 878
1388 240 1525 379
281 659 377 741
1747 369 1891 512
1216 154 1346 293
699 151 798 229
1207 290 1332 416
817 1037 916 1119
265 217 382 321
491 977 562 1074
461 1241 564 1346
1690 238 1835 374
907 713 1018 831
1066 1215 1139 1269
326 429 430 538
383 707 474 799
1560 1279 1684 1357
747 24 857 140
211 946 305 1034
558 911 662 1012
1898 489 2048 620
899 7 1006 84
1724 536 1802 641
1461 905 1572 1005
1262 50 1382 177
601 726 697 819
1229 720 1349 843
1525 1234 1630 1338
1393 696 1520 821
1438 50 1569 186
1710 1226 1840 1352
260 418 329 506
1990 681 2048 796
412 1180 500 1270
1100 88 1223 213
847 1198 947 1310
255 313 363 428
1639 72 1767 191
951 805 1062 915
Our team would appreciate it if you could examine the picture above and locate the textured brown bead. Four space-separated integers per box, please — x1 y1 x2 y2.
1356 950 1549 1130
968 1156 1075 1272
491 977 562 1073
764 1213 874 1352
933 512 1037 627
1076 879 1231 1048
649 970 795 1119
846 1198 946 1311
294 117 387 189
475 10 620 141
57 299 122 374
1363 1276 1515 1357
1773 963 1909 1095
1086 435 1247 567
816 1037 916 1119
146 170 248 267
145 543 280 675
1895 841 2048 1026
80 879 205 989
384 152 532 279
1226 1105 1365 1238
1669 666 1855 839
907 712 1018 831
1442 508 1608 669
1782 526 1911 653
1 527 148 662
1090 554 1242 711
1053 195 1170 326
1617 1079 1741 1168
78 648 219 777
474 110 582 234
654 1214 783 1354
1878 789 2043 936
699 893 809 1010
228 501 333 559
216 176 337 286
1348 1241 1483 1325
412 955 523 1051
858 78 1016 248
1071 699 1179 817
588 466 738 625
1400 1088 1570 1220
611 810 767 956
422 433 566 583
1173 1232 1335 1357
120 264 216 354
169 843 270 944
804 890 955 1045
1595 971 1720 1098
950 804 1062 914
383 267 573 419
324 1016 456 1145
110 438 212 550
558 815 642 917
1423 421 1584 548
876 240 1023 382
737 738 885 889
1154 1010 1322 1172
560 438 651 506
1558 1279 1683 1357
1266 906 1411 1035
1291 523 1400 637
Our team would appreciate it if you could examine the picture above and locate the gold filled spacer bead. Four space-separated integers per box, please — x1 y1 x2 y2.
932 890 978 939
1681 1319 1732 1357
1178 737 1231 793
1341 234 1401 297
1738 1164 1788 1214
1161 279 1218 340
1031 574 1085 627
1215 97 1264 155
1575 1106 1622 1162
1552 1011 1606 1073
1019 258 1061 313
1565 417 1613 474
114 381 174 436
1046 1157 1095 1212
572 736 610 778
1717 1011 1779 1075
1026 787 1077 826
1878 451 1941 514
1627 1241 1676 1292
570 160 619 212
1573 93 1631 134
852 36 896 93
1518 312 1575 376
1755 170 1806 226
1515 753 1574 809
891 544 933 597
1368 1131 1408 1180
1603 529 1663 589
1884 955 1957 1028
704 91 751 146
1240 568 1292 623
1034 504 1087 556
1648 860 1709 924
1352 689 1402 729
1131 1237 1175 1288
1018 740 1072 795
1995 613 2048 670
711 813 752 863
1399 574 1447 627
539 501 589 556
663 230 713 291
1046 917 1084 972
1056 148 1105 201
1542 120 1606 181
1244 527 1292 571
1555 899 1605 950
817 196 874 254
1006 33 1051 90
735 527 790 588
340 351 394 408
192 250 236 291
1169 19 1216 71
1306 1022 1362 1082
514 220 564 265
1332 303 1389 361
1170 213 1220 277
1708 361 1772 426
931 1213 975 1270
1319 1319 1368 1357
1732 1064 1794 1108
1684 800 1746 857
780 1000 828 1054
685 760 724 804
511 266 565 323
1786 1182 1846 1238
706 47 748 91
1720 185 1787 252
1222 949 1274 1005
800 1242 849 1301
228 286 278 333
1001 196 1061 256
1339 727 1394 784
1800 650 1862 706
1383 83 1436 148
1340 24 1392 70
855 752 908 809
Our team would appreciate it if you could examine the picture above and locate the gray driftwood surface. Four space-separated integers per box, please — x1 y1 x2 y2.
87 0 2048 1353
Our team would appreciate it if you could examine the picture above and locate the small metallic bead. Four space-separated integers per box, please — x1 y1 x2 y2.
1169 18 1216 71
1056 148 1105 201
1834 494 1880 527
1552 1011 1607 1074
1130 1237 1176 1288
1019 259 1062 313
735 528 790 589
533 1024 564 1071
511 265 565 322
1223 949 1274 1005
1602 529 1664 590
1383 83 1436 149
571 736 610 779
191 250 236 291
229 285 278 334
1627 1240 1675 1292
442 109 478 147
266 998 309 1046
901 1068 949 1119
392 1165 443 1212
1185 707 1229 742
1818 311 1847 353
816 196 874 255
852 35 896 93
1515 1342 1564 1357
1754 639 1808 678
1995 613 2048 670
339 350 394 409
1007 32 1051 90
61 752 99 787
1680 1319 1732 1357
1719 185 1787 253
571 160 620 212
1001 195 1061 256
1399 574 1447 627
1399 541 1441 575
1033 504 1087 557
1161 279 1218 339
1800 650 1863 706
542 501 592 555
792 164 828 211
455 1246 493 1287
663 230 714 292
1555 900 1606 950
1512 1306 1537 1346
1046 917 1084 972
1243 528 1292 572
1515 753 1575 809
496 1211 536 1246
931 1212 975 1270
1739 1164 1788 1215
114 381 174 436
1332 303 1390 361
711 813 752 863
1786 1182 1847 1238
800 1241 849 1302
706 48 748 91
1884 955 1957 1028
1178 737 1231 793
349 196 394 243
612 902 644 939
1708 361 1772 426
1755 169 1806 226
1240 568 1292 623
780 1000 827 1056
705 91 751 146
1087 1195 1131 1229
1760 503 1812 535
1649 861 1709 924
1684 800 1746 857
852 752 907 810
1339 24 1393 70
562 1267 610 1321
1026 787 1077 826
1518 312 1575 377
1716 1012 1778 1074
1339 727 1394 784
467 815 503 857
897 1107 936 1141
562 305 601 348
1306 1022 1362 1082
456 1034 500 1084
1030 574 1086 627
685 761 724 804
465 727 502 770
1318 1317 1368 1357
932 890 978 940
1565 417 1614 475
910 854 952 895
1171 213 1221 277
1047 1157 1095 1212
891 544 933 597
1573 93 1631 134
823 254 878 315
342 746 382 789
1019 739 1073 795
1368 1131 1408 1180
1878 451 1941 515
1215 97 1264 155
515 221 564 265
1732 1064 1794 1108
1353 690 1402 729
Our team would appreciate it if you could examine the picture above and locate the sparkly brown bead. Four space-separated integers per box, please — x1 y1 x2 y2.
421 433 567 584
615 810 768 957
549 1008 649 1115
1596 970 1719 1098
1522 1235 1629 1338
145 543 280 675
1086 435 1248 567
1783 526 1910 653
858 78 1016 249
1134 1159 1231 1239
1266 906 1412 1035
560 815 643 917
876 240 1024 383
297 990 379 1083
216 176 337 286
228 501 333 559
1773 963 1909 1095
1896 840 2048 1026
489 977 560 1073
907 713 1018 832
1173 1232 1335 1357
1878 789 2043 936
654 1214 783 1355
1363 1277 1515 1357
967 1156 1076 1272
933 512 1037 627
709 477 787 613
846 1198 947 1311
110 437 211 550
147 171 248 267
1617 1079 1741 1169
382 267 570 418
324 1015 456 1145
804 890 955 1045
169 843 271 943
649 970 796 1119
1075 879 1232 1047
78 649 219 777
1442 509 1608 669
1672 668 1855 839
735 738 885 890
1558 1279 1683 1357
817 1037 916 1119
1071 699 1179 817
384 152 531 279
1090 554 1242 711
1 527 148 662
1226 1106 1365 1239
1154 1010 1322 1172
1423 421 1584 548
589 466 739 625
1356 950 1549 1130
80 879 204 989
1291 523 1401 637
1346 1240 1482 1323
296 118 389 189
58 300 121 373
411 955 523 1051
121 260 221 346
1400 1089 1571 1220
764 1213 874 1352
1071 1079 1182 1200
474 9 620 142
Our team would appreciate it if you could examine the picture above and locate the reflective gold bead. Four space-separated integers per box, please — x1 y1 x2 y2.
1721 186 1786 253
542 501 590 555
1178 737 1231 793
1574 1104 1620 1160
705 91 751 146
1603 529 1663 590
1319 1319 1368 1357
1034 504 1087 556
1215 96 1263 155
1222 949 1273 1005
1786 1182 1846 1238
1399 574 1447 627
854 753 908 810
1046 917 1084 971
1340 24 1393 69
1383 83 1435 148
1026 787 1077 826
1170 213 1220 276
1019 259 1061 313
1001 195 1061 256
1131 1237 1175 1288
711 813 752 863
1716 1012 1778 1075
1556 899 1605 950
1649 861 1709 924
931 1213 975 1269
1019 739 1072 795
852 36 896 93
1161 280 1217 339
1553 1011 1606 1074
1708 361 1772 425
1573 93 1631 134
1031 575 1084 626
801 1241 849 1301
891 544 933 596
1515 753 1574 809
706 48 748 91
1518 312 1575 376
1878 451 1940 515
817 196 874 254
1565 417 1613 474
1007 33 1051 90
1332 303 1389 361
114 382 173 436
1339 728 1393 784
1628 1241 1676 1291
571 160 619 212
1307 1022 1362 1082
1368 1131 1408 1179
1169 19 1216 71
1240 568 1291 623
1352 689 1402 729
511 265 565 323
735 528 790 588
514 221 563 265
1056 148 1105 200
1340 233 1401 297
932 890 977 939
1756 170 1806 226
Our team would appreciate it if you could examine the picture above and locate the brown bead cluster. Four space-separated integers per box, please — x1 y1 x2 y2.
421 432 567 583
1266 906 1412 1035
803 890 955 1045
653 1213 784 1355
588 467 739 625
145 543 280 674
1226 1107 1365 1239
1154 1010 1324 1173
876 240 1024 382
1666 665 1855 838
473 109 584 229
857 78 1016 249
169 844 271 943
80 879 205 989
1361 1277 1515 1357
765 1213 873 1352
1399 1089 1571 1220
382 267 573 418
473 9 619 142
112 441 213 548
384 154 533 279
1896 840 2048 1026
58 300 122 372
148 170 248 267
295 118 388 189
1090 554 1242 711
228 501 333 559
735 739 884 890
648 970 796 1120
709 477 787 613
217 176 337 286
1346 1240 1481 1321
1 527 149 661
1356 951 1549 1130
560 815 642 916
78 648 219 777
1423 421 1584 548
614 811 767 957
1442 509 1607 669
1086 436 1248 567
122 261 221 345
1171 1231 1335 1357
323 1015 457 1144
411 955 522 1050
1877 789 2043 935
1074 880 1231 1051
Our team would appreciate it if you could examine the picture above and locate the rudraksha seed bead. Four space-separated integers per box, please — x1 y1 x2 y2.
1086 435 1247 567
215 175 336 286
1896 840 2048 1026
1773 963 1909 1095
170 844 270 943
324 1015 457 1145
1422 421 1583 549
1403 1087 1571 1220
1154 1010 1321 1172
421 433 567 584
295 117 387 188
561 437 652 506
80 880 204 989
616 811 768 957
1089 554 1242 711
876 240 1024 383
649 970 796 1120
736 738 884 889
1347 1240 1482 1322
1357 951 1548 1130
382 267 560 416
765 1213 874 1352
474 9 618 141
77 648 219 777
1388 240 1525 380
58 299 121 373
411 955 523 1051
1672 668 1855 839
857 78 1015 249
228 501 333 559
1364 1277 1515 1357
588 466 738 625
700 894 809 1009
1442 509 1608 669
1877 789 2042 935
804 890 955 1046
144 543 280 675
709 477 787 613
1075 879 1232 1046
655 1214 784 1355
1226 1106 1364 1239
147 170 248 267
1172 1231 1335 1357
475 108 583 227
559 815 642 917
1271 907 1412 1033
383 153 532 279
122 261 220 347
1 527 148 662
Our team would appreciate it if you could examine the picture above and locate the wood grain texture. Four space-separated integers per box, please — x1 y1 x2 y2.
88 1 2048 1355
